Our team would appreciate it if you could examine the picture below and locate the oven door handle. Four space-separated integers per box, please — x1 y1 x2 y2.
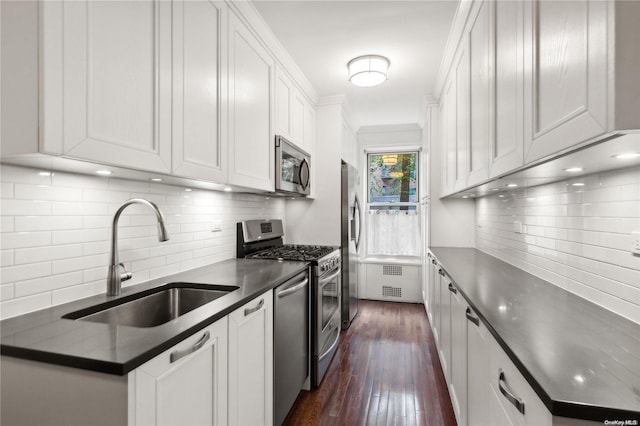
319 269 341 285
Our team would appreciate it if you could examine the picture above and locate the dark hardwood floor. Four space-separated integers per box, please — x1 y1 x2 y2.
284 300 457 426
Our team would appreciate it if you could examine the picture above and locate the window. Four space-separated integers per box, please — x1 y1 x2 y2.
366 151 421 256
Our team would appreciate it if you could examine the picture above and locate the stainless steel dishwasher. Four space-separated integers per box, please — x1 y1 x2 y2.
274 269 309 426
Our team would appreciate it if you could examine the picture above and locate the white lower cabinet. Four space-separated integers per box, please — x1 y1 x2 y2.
465 305 491 426
129 318 228 426
438 273 452 382
489 336 551 426
449 285 467 426
228 290 274 426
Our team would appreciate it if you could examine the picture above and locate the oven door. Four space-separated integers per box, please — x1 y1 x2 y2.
316 266 341 359
275 136 310 196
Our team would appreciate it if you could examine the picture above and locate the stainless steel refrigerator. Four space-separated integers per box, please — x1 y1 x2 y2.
341 161 361 329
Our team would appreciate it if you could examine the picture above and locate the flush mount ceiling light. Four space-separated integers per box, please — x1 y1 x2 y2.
348 55 390 87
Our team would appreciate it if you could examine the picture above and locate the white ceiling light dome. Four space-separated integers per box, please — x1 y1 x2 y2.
347 55 390 87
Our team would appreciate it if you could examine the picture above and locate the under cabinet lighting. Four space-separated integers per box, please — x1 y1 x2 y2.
150 178 163 182
224 187 232 192
95 170 112 176
571 182 585 187
38 172 52 176
574 375 585 384
462 196 469 199
563 167 584 172
498 195 505 198
612 152 640 160
506 183 518 188
184 188 192 192
491 188 500 191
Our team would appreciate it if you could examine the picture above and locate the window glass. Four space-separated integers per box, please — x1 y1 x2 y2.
368 152 418 203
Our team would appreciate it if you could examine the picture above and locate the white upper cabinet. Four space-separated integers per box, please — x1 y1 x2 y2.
490 0 525 178
274 64 314 154
453 40 471 193
171 0 227 182
41 0 173 173
274 66 293 140
227 10 275 192
523 0 608 163
440 76 456 197
467 0 492 187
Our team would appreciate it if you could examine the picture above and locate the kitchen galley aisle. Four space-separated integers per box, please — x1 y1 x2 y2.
285 300 456 426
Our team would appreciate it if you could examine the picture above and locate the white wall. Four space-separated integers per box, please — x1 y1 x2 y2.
476 166 640 324
0 164 286 319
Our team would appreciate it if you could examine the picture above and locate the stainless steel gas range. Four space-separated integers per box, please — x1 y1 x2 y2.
236 219 342 393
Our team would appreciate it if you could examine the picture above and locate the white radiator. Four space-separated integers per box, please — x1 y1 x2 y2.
364 263 421 303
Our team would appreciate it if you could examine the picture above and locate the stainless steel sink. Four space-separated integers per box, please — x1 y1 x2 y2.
63 283 239 328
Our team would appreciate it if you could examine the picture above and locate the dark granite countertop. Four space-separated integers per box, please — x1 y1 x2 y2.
0 259 308 375
430 247 640 422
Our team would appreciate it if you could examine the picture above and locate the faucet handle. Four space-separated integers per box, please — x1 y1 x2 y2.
119 263 133 282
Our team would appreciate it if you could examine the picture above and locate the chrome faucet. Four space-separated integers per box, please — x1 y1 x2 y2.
107 198 169 296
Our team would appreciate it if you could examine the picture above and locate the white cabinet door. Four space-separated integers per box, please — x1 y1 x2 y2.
130 318 228 426
490 0 525 178
427 257 437 324
439 273 452 382
466 305 491 426
42 0 172 173
453 39 471 193
172 0 227 182
432 264 443 345
228 290 274 426
523 0 608 162
227 10 275 192
274 66 293 140
303 102 316 155
440 76 456 197
449 285 467 426
291 89 306 147
467 0 491 187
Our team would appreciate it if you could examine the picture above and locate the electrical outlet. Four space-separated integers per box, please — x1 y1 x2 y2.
632 231 640 255
212 223 222 232
513 221 523 234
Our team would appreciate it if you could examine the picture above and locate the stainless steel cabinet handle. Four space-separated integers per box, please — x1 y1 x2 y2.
447 283 457 294
465 307 480 326
277 278 309 298
170 331 210 363
498 369 525 414
438 269 445 277
244 298 264 316
431 259 437 265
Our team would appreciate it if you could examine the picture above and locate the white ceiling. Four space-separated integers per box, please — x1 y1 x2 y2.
252 0 459 128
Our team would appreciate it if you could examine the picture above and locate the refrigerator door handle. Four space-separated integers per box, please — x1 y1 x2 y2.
354 194 362 251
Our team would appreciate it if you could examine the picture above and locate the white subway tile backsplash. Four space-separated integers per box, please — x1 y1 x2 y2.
1 261 51 285
1 250 14 267
0 166 285 319
476 166 640 324
1 199 51 216
0 293 51 320
15 272 84 297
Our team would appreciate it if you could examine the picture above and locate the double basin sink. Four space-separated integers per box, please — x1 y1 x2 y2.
63 283 239 328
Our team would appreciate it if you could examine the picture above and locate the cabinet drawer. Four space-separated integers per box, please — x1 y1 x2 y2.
489 337 551 426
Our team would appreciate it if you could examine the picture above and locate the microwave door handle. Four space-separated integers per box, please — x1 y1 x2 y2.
299 158 310 190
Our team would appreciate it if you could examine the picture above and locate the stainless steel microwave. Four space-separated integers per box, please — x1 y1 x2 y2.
275 135 310 196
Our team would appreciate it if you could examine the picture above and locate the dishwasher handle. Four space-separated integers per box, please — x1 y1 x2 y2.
277 277 309 298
